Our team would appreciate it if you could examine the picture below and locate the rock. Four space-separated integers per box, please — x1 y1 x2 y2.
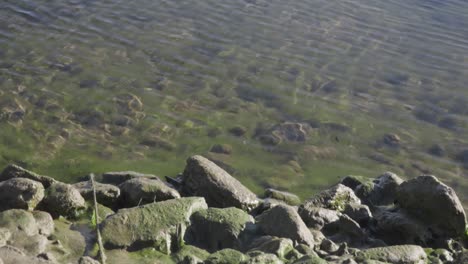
47 219 86 264
322 215 366 247
0 246 54 264
32 211 54 236
72 180 120 207
245 251 283 264
205 248 249 264
455 251 468 264
229 126 247 137
0 178 44 211
396 175 467 238
371 208 430 246
258 198 292 213
299 184 361 213
0 165 56 188
181 155 259 211
340 176 365 190
298 206 341 230
101 171 158 185
257 205 315 247
292 255 328 264
100 197 207 253
258 122 310 145
210 144 233 155
383 133 401 147
0 210 51 256
248 236 294 259
105 248 175 264
355 172 403 206
79 256 100 264
38 182 86 218
172 245 209 264
265 189 301 206
428 248 453 263
356 245 427 264
343 203 372 225
186 207 254 252
0 228 10 247
119 177 180 207
428 144 445 157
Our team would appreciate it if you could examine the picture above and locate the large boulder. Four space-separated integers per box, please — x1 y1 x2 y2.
299 184 361 213
257 205 315 247
356 245 427 264
396 175 467 238
0 246 54 264
46 219 86 264
0 165 56 188
100 197 207 254
186 207 254 252
0 178 44 211
38 182 86 218
72 180 120 207
355 172 403 206
181 155 259 211
119 177 180 207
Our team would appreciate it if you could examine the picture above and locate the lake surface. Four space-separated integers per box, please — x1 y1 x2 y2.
1 0 468 203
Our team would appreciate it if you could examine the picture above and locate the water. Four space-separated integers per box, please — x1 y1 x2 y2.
1 0 468 204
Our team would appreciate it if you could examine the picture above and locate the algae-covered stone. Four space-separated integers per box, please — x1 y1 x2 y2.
356 245 427 264
0 164 56 188
73 180 120 207
0 178 44 211
257 205 314 247
248 236 294 259
299 184 360 213
181 155 259 211
205 248 249 264
46 218 86 264
172 245 210 264
265 188 301 206
105 248 176 264
79 256 100 264
39 182 86 218
100 197 207 253
396 175 467 238
245 250 283 264
186 207 254 252
119 177 180 207
292 255 328 264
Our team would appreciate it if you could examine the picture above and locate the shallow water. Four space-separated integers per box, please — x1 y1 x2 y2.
1 0 468 203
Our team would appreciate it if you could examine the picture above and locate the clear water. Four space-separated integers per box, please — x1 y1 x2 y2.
1 0 468 204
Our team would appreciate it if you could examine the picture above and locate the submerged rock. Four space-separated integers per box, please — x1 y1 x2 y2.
0 165 56 188
0 178 44 211
186 207 254 252
100 197 207 253
38 182 86 219
396 175 467 238
119 177 180 207
181 155 259 211
257 205 315 247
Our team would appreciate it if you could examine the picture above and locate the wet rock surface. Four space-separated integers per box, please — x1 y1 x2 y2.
0 159 465 263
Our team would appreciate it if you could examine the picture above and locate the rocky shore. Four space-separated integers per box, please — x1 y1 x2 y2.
0 155 466 264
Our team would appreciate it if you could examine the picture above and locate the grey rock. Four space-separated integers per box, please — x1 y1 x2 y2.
299 184 360 213
78 256 100 264
181 155 259 211
0 165 56 188
248 236 294 259
356 172 403 206
292 255 328 264
100 197 207 253
39 182 86 218
101 171 158 185
396 175 467 238
0 246 53 264
0 178 44 211
323 215 366 247
258 198 292 213
187 207 254 252
119 177 180 207
210 144 233 155
257 205 315 247
245 251 283 264
343 203 372 225
340 176 365 190
298 206 341 230
265 189 301 206
32 211 54 236
356 245 427 264
73 180 120 207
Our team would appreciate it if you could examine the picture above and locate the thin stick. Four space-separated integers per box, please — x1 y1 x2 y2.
91 173 107 264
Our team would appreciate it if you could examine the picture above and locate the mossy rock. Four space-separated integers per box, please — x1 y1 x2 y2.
172 245 210 263
292 255 328 264
105 248 176 264
356 245 427 264
47 218 86 264
205 248 249 264
264 188 301 206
